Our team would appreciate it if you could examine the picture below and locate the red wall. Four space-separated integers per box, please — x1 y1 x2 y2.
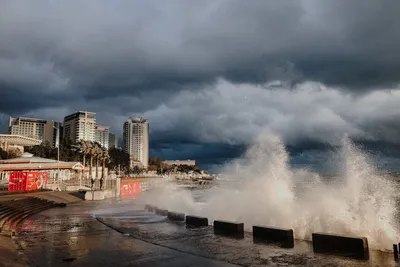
8 171 48 192
26 172 48 191
120 181 141 197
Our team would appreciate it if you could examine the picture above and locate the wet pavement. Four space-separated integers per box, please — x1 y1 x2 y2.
8 198 398 267
12 201 238 267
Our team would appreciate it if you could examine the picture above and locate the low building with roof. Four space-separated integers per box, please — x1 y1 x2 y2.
0 152 84 184
0 134 42 155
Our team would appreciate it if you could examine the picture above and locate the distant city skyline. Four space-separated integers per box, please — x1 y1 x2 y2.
4 112 122 149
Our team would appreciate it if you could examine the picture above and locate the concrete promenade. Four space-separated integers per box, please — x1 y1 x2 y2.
0 194 397 267
9 201 238 267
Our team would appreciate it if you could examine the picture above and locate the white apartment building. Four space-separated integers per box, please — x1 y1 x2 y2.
63 111 96 143
8 117 61 147
95 125 110 148
123 117 149 168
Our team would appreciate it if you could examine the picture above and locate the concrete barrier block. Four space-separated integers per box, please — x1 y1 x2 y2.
253 226 294 248
85 191 105 200
214 220 244 238
155 208 168 216
186 215 209 227
145 205 156 211
167 211 185 221
312 232 369 259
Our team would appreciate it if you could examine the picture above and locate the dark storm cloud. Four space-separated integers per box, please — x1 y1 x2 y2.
1 0 400 170
1 0 400 106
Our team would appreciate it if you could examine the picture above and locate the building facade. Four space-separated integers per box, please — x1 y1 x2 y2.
63 111 96 143
0 134 42 155
162 160 196 166
8 117 60 147
108 132 118 149
94 125 110 148
123 117 149 168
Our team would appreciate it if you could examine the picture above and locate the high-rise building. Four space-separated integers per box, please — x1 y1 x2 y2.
94 125 110 148
108 132 118 149
63 111 96 143
8 117 61 147
123 117 149 168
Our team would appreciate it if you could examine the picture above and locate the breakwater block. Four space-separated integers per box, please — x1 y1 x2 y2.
167 211 185 221
186 215 208 227
312 233 369 259
253 226 294 248
145 204 156 211
214 220 244 238
155 208 168 216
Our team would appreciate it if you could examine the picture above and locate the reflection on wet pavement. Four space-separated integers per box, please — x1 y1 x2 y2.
13 202 237 267
12 200 398 267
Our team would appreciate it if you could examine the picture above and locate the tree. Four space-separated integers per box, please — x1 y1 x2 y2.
149 157 162 168
76 140 90 167
88 142 96 179
0 147 15 159
58 138 80 162
93 143 102 179
100 148 109 179
108 147 130 173
131 165 141 175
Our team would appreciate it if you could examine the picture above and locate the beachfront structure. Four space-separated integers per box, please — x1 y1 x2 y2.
8 117 61 147
108 132 118 149
162 160 196 166
95 125 110 148
0 134 42 155
0 152 84 182
63 111 96 143
123 117 149 168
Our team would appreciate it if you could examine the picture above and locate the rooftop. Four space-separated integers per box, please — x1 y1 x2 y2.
0 162 84 171
127 117 148 123
0 152 57 164
0 135 42 146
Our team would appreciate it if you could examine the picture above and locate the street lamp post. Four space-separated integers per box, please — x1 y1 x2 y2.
53 123 60 190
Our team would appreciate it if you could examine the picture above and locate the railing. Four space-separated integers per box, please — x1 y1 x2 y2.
46 174 117 191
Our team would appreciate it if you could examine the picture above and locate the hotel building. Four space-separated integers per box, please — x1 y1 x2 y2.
94 125 110 148
123 117 149 168
8 117 61 147
63 111 96 143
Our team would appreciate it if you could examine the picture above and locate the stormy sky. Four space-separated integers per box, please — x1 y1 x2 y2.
1 0 400 171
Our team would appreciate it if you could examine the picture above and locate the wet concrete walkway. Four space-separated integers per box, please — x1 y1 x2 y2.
8 199 399 267
12 202 238 267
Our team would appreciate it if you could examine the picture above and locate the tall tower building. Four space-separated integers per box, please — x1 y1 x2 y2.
123 117 149 168
108 132 118 149
94 125 110 148
8 117 61 147
63 111 96 143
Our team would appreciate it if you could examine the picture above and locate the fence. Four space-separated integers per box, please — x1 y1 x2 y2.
46 172 117 191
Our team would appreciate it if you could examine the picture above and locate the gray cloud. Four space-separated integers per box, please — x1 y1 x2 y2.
143 80 400 145
1 0 400 169
1 1 399 101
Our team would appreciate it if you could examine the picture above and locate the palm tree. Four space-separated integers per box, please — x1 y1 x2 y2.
94 143 102 180
100 148 109 180
88 141 96 181
99 148 109 190
77 140 89 167
74 140 90 182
